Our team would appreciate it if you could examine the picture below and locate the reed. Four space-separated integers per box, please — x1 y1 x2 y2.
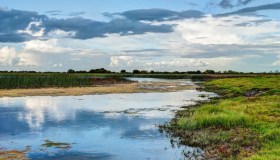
0 74 92 89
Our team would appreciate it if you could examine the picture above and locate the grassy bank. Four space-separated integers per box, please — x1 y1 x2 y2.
163 76 280 159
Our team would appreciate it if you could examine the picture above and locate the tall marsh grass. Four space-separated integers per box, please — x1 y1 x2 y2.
0 75 91 89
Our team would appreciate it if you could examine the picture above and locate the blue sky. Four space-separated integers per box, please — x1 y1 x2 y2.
0 0 280 72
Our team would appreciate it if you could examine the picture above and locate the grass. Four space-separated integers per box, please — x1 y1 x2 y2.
164 76 280 159
41 140 71 149
0 74 130 89
0 72 259 89
204 76 280 97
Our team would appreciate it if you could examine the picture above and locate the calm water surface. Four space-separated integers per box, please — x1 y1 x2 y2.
0 78 214 160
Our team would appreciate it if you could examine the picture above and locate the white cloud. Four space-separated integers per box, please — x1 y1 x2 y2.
145 58 208 68
153 15 280 45
1 14 280 72
0 47 20 66
18 21 45 37
272 61 280 66
24 39 72 53
53 63 63 67
0 46 39 68
47 29 76 38
110 56 133 67
272 55 280 66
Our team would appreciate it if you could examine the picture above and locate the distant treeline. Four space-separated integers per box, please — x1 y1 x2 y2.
0 68 279 74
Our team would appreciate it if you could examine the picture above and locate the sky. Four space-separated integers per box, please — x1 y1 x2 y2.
0 0 280 72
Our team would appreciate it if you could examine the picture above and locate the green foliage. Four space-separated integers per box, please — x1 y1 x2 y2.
203 69 216 74
132 70 140 74
120 70 126 73
67 69 75 73
89 68 111 73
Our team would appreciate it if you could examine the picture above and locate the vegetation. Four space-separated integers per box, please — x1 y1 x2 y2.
0 74 130 89
0 69 278 89
41 140 71 149
162 76 280 159
0 150 28 160
1 68 279 75
0 69 267 90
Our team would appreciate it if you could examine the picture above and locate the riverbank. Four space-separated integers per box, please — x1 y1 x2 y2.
0 81 197 97
162 76 280 159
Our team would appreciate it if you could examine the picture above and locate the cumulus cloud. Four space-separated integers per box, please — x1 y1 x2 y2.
45 10 85 17
0 8 47 42
272 61 280 66
0 5 280 72
219 0 255 9
53 63 63 67
145 59 208 68
18 21 45 37
0 47 20 66
23 39 72 54
0 8 176 42
44 17 173 39
271 55 280 66
110 56 134 67
219 0 234 9
219 2 280 16
47 29 76 38
0 46 39 68
114 9 205 21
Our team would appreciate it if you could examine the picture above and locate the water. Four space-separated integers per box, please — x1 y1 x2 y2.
0 78 215 160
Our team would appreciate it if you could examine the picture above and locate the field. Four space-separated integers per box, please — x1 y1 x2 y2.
162 76 280 159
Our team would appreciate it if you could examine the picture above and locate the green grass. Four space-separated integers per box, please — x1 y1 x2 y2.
174 76 280 159
178 103 250 130
204 76 280 97
41 140 71 149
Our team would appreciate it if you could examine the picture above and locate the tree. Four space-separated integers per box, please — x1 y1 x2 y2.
204 70 215 74
140 70 148 74
89 68 109 73
120 70 126 73
223 70 238 74
67 69 75 73
76 70 87 73
133 70 140 74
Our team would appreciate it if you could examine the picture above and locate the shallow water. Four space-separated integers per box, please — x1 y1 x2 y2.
0 78 214 160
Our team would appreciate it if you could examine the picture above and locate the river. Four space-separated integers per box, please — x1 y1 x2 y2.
0 78 215 160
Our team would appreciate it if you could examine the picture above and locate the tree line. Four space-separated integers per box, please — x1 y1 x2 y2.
0 68 279 74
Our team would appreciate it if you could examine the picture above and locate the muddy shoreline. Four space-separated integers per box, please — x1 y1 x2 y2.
0 81 197 97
